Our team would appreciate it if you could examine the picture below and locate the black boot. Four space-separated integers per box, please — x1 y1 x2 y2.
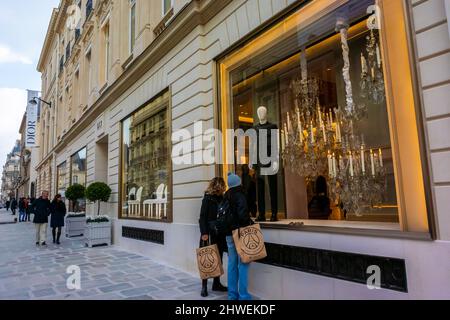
270 214 278 222
212 278 227 292
56 231 61 245
201 280 208 297
52 229 56 244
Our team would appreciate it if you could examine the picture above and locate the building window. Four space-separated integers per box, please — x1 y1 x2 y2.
217 0 431 234
71 148 87 187
120 90 171 221
129 0 136 54
162 0 172 16
85 47 92 94
57 162 67 198
103 22 110 84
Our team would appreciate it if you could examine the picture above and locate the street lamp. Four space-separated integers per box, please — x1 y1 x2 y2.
29 97 52 108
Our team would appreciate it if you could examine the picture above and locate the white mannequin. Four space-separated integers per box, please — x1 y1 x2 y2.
249 106 279 173
257 106 268 125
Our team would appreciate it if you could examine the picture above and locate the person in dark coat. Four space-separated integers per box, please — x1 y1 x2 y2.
198 177 227 298
50 194 67 245
32 191 51 246
10 198 17 216
5 200 10 211
241 165 257 218
225 173 253 301
25 197 33 222
18 198 26 222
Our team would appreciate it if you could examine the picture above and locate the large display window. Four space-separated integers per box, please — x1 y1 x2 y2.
56 161 67 198
70 147 87 211
120 90 172 221
218 0 431 234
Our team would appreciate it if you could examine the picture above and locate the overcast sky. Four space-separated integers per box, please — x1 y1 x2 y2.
0 0 60 180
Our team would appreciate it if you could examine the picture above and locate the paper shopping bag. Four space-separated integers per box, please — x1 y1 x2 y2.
196 243 224 280
232 224 267 264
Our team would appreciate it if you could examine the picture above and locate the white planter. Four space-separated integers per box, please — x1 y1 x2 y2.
85 221 112 248
65 216 86 238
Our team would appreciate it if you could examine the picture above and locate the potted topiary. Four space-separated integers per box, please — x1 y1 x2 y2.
85 182 112 247
65 184 86 238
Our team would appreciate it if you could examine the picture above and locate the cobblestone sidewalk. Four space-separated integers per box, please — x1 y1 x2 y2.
0 209 227 300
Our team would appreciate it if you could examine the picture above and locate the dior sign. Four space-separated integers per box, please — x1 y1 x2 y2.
26 93 39 148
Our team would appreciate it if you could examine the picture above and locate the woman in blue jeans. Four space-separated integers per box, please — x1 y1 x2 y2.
225 173 253 300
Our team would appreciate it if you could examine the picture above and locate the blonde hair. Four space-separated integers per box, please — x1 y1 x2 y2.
206 177 226 196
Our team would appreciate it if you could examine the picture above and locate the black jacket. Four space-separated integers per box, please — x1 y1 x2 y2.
32 197 51 224
199 193 223 235
11 200 17 210
50 200 67 228
225 186 252 235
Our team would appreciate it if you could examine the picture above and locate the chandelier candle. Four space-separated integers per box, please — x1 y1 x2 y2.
379 148 383 167
332 153 337 178
328 151 333 177
349 152 354 178
361 146 366 174
361 53 368 74
376 44 381 68
370 149 375 177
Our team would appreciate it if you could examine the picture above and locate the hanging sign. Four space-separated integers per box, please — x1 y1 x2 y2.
25 97 38 148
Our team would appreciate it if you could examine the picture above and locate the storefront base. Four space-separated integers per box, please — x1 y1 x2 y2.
113 219 450 300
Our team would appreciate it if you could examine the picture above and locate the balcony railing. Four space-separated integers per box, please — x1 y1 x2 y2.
75 28 81 42
86 0 93 19
59 56 64 74
65 43 71 62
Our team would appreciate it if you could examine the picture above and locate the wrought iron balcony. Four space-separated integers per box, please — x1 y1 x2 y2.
86 0 93 19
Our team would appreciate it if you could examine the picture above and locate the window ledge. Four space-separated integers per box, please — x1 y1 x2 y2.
259 220 432 241
122 53 134 70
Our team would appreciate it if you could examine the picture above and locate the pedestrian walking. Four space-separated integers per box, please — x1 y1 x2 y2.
5 200 10 212
10 198 17 216
26 197 33 222
50 194 66 245
32 191 51 246
224 173 253 301
198 177 228 298
18 198 26 222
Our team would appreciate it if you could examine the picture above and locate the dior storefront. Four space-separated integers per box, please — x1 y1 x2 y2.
108 0 450 299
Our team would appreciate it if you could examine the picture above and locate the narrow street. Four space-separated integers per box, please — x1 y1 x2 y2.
0 209 226 300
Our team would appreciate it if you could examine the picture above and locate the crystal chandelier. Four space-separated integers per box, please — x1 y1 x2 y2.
360 29 385 105
282 18 387 216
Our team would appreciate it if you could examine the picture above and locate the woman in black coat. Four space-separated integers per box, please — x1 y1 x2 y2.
198 177 228 297
50 194 67 245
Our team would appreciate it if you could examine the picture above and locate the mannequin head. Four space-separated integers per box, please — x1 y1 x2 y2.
257 106 268 125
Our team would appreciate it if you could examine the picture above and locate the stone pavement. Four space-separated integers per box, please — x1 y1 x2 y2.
0 209 227 300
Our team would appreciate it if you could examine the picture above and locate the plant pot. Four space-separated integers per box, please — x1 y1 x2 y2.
65 215 86 238
85 221 111 248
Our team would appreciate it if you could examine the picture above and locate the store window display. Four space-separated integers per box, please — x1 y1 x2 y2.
120 90 171 221
218 0 416 226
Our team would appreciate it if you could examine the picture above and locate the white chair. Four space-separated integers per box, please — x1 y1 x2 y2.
143 184 167 219
128 187 143 217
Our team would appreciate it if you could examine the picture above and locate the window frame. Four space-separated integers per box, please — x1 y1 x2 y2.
118 88 173 223
214 0 435 240
56 161 68 195
129 0 137 54
162 0 174 17
70 146 87 187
